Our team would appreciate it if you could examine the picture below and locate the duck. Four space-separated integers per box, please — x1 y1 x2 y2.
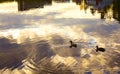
96 45 105 52
69 40 77 48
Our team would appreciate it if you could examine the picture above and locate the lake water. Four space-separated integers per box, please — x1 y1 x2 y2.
0 0 120 74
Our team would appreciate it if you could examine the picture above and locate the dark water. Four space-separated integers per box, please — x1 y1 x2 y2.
0 0 120 74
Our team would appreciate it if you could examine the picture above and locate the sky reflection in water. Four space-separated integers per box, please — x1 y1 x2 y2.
0 1 120 74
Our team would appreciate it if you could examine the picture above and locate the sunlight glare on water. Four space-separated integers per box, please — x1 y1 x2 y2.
0 1 100 44
0 1 17 13
0 1 120 74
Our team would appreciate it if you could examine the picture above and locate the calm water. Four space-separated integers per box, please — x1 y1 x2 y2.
0 0 120 74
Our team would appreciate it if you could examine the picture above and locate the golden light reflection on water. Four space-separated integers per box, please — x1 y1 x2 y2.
0 1 120 74
0 2 17 13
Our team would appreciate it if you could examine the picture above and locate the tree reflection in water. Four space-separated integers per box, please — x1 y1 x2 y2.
0 0 119 22
73 0 120 22
0 0 120 74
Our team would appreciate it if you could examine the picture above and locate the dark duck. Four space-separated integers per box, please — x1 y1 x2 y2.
69 40 77 48
96 45 105 52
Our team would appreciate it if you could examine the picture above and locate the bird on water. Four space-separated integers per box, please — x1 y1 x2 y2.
69 40 77 48
96 45 105 52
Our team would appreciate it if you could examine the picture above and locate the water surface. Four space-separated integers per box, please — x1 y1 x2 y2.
0 0 120 74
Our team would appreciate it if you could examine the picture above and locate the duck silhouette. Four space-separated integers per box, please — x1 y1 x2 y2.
69 40 77 48
96 45 105 52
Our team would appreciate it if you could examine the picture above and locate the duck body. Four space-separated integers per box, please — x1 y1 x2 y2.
69 40 77 48
96 46 105 52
